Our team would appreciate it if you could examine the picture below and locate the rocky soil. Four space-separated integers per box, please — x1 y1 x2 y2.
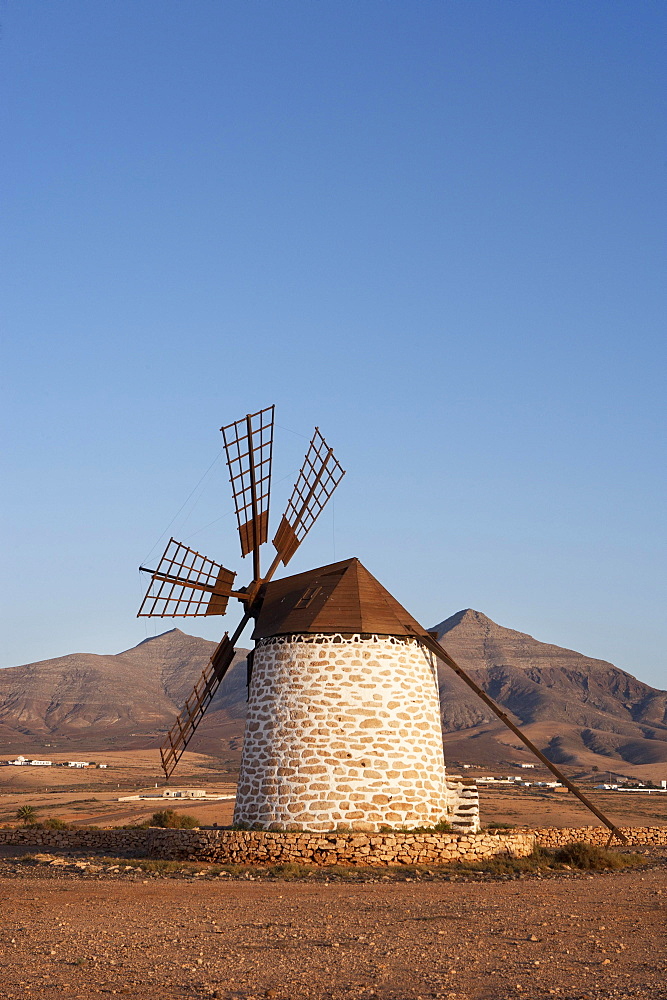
0 849 665 999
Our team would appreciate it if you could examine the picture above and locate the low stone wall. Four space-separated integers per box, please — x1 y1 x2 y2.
0 826 531 865
0 825 664 864
0 828 150 855
146 828 533 865
531 826 667 848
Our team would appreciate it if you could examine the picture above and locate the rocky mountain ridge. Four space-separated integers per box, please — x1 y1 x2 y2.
1 613 665 772
433 610 667 771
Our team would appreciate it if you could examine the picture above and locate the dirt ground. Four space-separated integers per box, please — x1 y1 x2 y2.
0 853 665 1000
477 786 667 829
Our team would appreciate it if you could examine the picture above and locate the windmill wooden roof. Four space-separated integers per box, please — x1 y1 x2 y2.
252 557 429 640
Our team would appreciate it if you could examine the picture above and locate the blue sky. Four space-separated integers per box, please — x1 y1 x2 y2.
1 1 665 688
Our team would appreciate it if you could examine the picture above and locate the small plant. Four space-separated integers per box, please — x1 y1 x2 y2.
16 805 37 826
42 817 70 831
149 809 202 829
395 821 453 833
553 842 644 871
174 814 202 829
486 822 514 830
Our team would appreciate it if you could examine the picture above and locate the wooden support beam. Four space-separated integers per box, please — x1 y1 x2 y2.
415 629 628 846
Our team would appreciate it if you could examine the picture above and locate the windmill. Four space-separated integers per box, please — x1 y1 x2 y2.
139 406 345 781
139 406 626 842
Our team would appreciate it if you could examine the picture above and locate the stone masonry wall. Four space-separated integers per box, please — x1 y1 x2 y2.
147 828 532 865
234 634 451 832
531 826 667 848
0 828 150 855
0 826 665 863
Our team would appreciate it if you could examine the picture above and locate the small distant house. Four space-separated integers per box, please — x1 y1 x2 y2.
163 788 207 799
8 756 28 766
66 761 90 768
30 759 52 767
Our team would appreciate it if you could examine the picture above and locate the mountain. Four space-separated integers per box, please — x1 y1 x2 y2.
0 630 248 759
1 615 665 773
433 610 667 772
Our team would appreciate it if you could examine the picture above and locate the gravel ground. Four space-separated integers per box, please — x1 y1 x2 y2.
0 850 665 1000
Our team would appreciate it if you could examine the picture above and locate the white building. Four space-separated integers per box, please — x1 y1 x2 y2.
117 789 234 802
8 756 28 765
163 788 207 798
66 761 90 768
30 759 52 766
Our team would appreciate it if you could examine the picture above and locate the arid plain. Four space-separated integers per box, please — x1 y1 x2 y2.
1 749 666 830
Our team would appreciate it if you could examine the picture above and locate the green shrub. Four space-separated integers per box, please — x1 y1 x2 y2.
149 810 202 829
553 842 644 871
42 818 70 831
174 814 202 829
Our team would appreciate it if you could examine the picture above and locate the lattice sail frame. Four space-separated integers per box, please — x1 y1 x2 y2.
138 407 346 778
221 405 274 558
160 634 237 777
138 538 236 618
273 427 346 565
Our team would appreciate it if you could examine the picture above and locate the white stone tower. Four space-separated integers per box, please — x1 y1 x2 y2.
233 558 464 832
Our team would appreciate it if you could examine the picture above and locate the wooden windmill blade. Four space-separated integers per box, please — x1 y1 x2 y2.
160 611 252 778
413 628 628 846
138 538 236 618
221 405 275 580
272 428 345 567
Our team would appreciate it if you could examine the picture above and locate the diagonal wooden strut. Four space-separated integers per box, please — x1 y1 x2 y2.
414 629 628 845
159 610 252 778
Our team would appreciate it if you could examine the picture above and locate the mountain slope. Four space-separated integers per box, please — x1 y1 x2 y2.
1 615 665 772
0 630 248 754
433 610 667 769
